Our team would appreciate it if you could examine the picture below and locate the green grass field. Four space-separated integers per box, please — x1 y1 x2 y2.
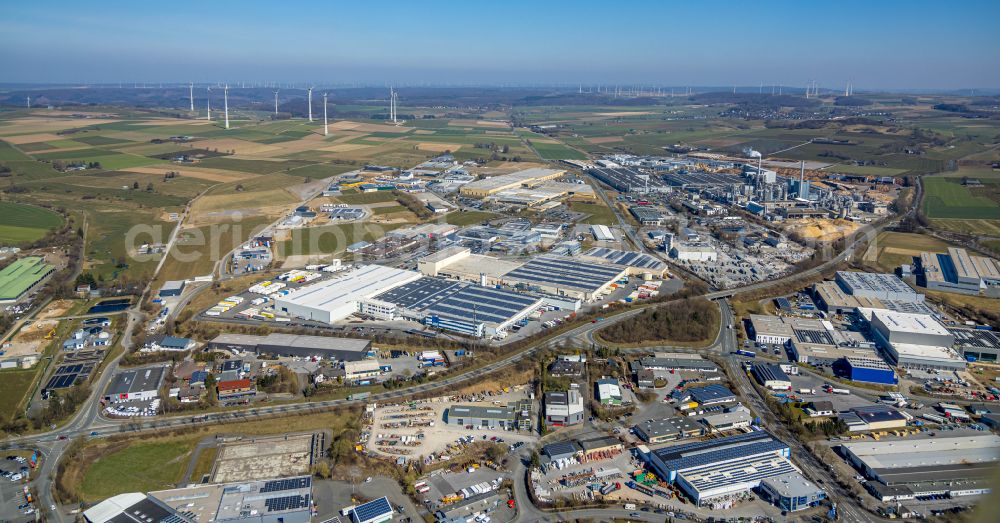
336 191 398 204
444 210 496 226
80 439 194 502
922 177 1000 220
370 205 406 215
569 202 617 225
530 140 588 160
0 369 37 421
0 201 64 244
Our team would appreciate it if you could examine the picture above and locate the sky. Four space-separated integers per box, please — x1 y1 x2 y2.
1 0 998 90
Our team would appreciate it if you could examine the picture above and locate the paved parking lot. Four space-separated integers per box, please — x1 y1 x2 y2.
0 457 35 523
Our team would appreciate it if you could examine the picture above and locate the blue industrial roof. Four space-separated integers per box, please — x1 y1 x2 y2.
352 496 393 523
651 430 788 473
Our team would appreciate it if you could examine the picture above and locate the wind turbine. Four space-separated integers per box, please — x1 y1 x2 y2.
206 87 211 121
189 82 194 111
223 84 230 130
273 89 280 115
26 96 30 109
323 92 329 136
307 87 314 122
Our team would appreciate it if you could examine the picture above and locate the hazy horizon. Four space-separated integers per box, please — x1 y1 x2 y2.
2 0 999 90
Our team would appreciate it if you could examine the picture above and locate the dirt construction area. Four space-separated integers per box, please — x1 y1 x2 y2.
210 432 322 483
4 319 59 359
365 387 538 460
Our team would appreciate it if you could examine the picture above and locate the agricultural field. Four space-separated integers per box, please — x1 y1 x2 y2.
0 201 64 244
868 231 953 272
922 176 1000 220
922 170 1000 234
158 215 273 283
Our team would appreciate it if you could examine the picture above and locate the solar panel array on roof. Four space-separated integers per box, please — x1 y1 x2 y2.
374 277 465 310
652 431 788 473
352 496 393 523
504 256 625 293
582 247 666 270
683 455 797 492
543 441 581 458
793 328 835 345
264 494 310 512
423 285 540 325
950 328 1000 349
688 384 736 404
260 476 311 493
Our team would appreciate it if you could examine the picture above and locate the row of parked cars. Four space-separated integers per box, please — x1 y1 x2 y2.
3 455 29 482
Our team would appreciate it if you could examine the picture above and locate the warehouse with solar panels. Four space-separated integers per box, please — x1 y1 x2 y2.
502 255 628 300
146 475 314 523
580 247 669 277
639 431 796 507
348 496 394 523
375 276 544 338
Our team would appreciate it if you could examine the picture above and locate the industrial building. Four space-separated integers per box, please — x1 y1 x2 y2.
545 388 585 426
376 275 544 338
811 281 885 314
836 356 897 385
83 493 192 523
348 497 394 523
629 206 665 225
274 265 422 323
446 405 518 430
632 355 718 373
104 366 165 403
835 271 923 302
633 417 703 443
158 280 185 298
591 224 614 242
580 247 668 276
839 405 909 432
752 364 792 390
208 333 371 360
758 472 826 513
747 314 806 345
670 243 718 262
0 256 55 304
699 410 753 433
595 377 622 405
681 384 737 406
587 166 670 193
919 247 1000 296
149 476 314 523
344 359 382 381
866 309 965 370
951 328 1000 363
502 255 628 301
486 180 594 207
842 435 1000 496
640 431 795 507
459 168 565 197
